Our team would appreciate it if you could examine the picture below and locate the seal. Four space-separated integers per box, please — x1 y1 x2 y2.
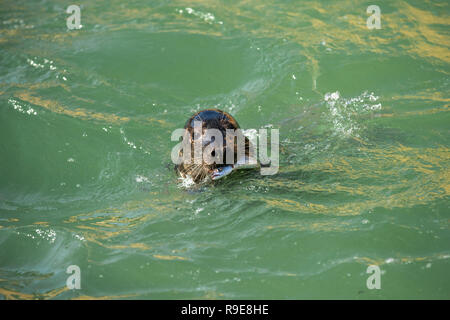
175 109 258 183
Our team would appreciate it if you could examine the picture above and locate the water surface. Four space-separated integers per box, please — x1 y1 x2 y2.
0 0 449 299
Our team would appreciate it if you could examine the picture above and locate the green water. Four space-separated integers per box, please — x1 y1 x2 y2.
0 0 449 299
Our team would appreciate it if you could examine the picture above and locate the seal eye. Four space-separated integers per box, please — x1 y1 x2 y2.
211 150 216 157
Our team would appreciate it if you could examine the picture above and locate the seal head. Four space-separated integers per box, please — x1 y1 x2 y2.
175 109 257 183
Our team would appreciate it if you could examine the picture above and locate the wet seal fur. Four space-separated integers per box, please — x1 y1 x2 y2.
175 109 258 183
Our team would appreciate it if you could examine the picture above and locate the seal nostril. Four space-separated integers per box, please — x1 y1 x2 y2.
211 150 215 157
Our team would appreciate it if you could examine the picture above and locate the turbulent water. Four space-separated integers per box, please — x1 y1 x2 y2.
0 0 449 299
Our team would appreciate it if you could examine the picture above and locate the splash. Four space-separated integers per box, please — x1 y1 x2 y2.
324 90 381 138
178 7 223 25
178 175 198 188
26 57 68 81
8 98 37 115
